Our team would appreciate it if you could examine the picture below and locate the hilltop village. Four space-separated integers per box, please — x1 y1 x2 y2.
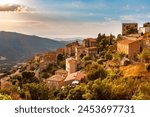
1 22 150 100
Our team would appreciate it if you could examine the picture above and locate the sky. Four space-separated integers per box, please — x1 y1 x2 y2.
0 0 150 40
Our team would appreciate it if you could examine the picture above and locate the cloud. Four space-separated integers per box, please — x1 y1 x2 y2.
120 15 136 21
0 4 31 12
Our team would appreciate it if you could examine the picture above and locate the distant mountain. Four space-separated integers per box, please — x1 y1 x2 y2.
54 37 83 44
0 31 68 72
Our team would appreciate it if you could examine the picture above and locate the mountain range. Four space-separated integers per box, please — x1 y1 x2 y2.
0 31 68 72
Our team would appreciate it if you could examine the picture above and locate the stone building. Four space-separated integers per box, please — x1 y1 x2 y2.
139 27 150 34
122 23 138 35
85 47 98 57
64 71 85 86
65 41 80 57
82 38 97 48
117 39 141 58
56 48 65 56
75 38 98 61
139 22 150 34
66 57 77 74
43 51 57 63
55 69 68 78
75 46 86 61
46 75 65 89
143 22 150 27
140 34 150 49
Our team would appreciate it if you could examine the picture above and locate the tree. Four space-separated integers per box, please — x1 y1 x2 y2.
104 52 113 60
146 64 150 72
113 52 126 61
59 60 66 69
138 49 150 62
87 66 107 81
67 84 86 100
82 55 91 61
132 82 150 100
22 71 39 84
57 54 64 62
26 83 50 100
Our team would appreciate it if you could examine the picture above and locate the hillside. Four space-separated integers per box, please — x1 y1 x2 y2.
0 31 68 72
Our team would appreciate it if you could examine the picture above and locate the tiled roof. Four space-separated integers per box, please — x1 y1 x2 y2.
47 75 65 82
64 71 85 82
55 69 68 74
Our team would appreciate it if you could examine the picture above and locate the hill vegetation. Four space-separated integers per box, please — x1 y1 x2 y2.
0 31 67 72
1 33 150 100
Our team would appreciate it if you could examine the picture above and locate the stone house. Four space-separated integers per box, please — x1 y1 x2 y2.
85 47 98 57
140 34 150 50
65 41 80 57
75 46 86 61
117 39 141 59
56 48 65 56
122 23 138 35
82 38 97 48
139 22 150 34
144 22 150 27
46 75 66 89
75 38 98 61
64 71 86 86
139 27 150 34
55 69 68 78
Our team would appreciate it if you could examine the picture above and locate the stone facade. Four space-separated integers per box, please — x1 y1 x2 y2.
122 23 138 35
139 27 150 34
65 41 80 57
75 38 98 61
46 75 65 89
143 22 150 27
43 51 57 63
66 57 77 74
139 22 150 34
82 38 97 48
55 69 68 78
75 46 86 61
117 39 141 58
85 47 98 57
56 48 65 56
141 34 150 49
64 71 85 86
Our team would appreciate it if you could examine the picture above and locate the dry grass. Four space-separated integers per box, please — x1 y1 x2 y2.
120 63 149 78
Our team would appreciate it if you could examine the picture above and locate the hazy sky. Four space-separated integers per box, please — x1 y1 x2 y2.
0 0 150 39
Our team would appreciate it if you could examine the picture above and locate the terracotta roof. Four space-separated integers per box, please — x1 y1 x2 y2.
55 69 68 74
118 39 137 45
47 75 65 82
64 71 85 82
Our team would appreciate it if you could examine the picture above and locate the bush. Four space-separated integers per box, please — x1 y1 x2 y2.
82 55 92 61
26 83 50 100
41 72 50 78
146 64 150 72
104 53 113 60
87 67 107 81
0 93 12 100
